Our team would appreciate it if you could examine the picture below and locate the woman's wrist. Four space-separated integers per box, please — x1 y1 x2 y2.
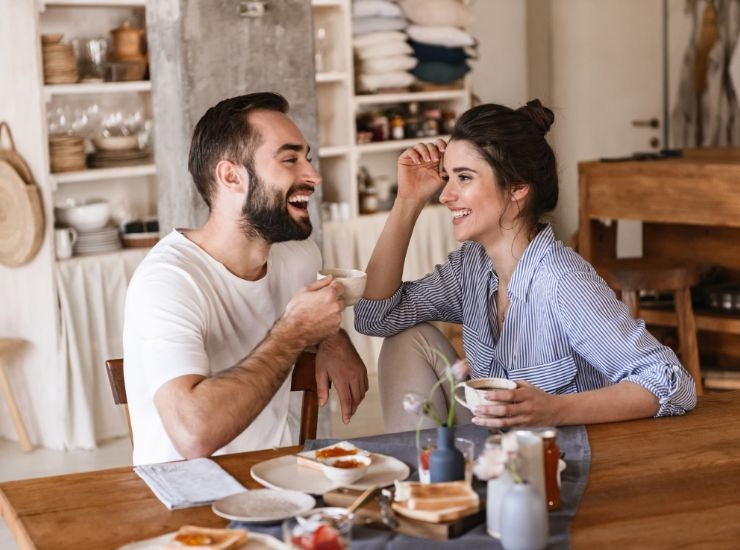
392 196 427 219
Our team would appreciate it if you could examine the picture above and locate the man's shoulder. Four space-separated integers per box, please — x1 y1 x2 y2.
129 230 208 290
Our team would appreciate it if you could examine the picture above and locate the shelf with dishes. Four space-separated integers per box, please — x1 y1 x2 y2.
44 80 150 99
50 163 155 186
40 0 146 8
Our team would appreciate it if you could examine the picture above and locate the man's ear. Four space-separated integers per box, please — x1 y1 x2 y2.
215 159 247 192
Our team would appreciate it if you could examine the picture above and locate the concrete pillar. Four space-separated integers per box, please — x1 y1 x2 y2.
147 0 321 241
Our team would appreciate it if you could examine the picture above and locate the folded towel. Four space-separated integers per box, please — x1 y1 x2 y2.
358 71 416 92
360 54 418 74
353 16 408 36
412 61 470 84
353 30 408 49
406 24 476 48
134 457 246 510
354 0 404 19
398 0 472 27
355 41 413 61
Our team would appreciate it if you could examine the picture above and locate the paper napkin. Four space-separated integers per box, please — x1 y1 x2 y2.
134 457 246 510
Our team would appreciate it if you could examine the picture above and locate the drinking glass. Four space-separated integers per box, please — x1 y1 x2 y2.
283 507 352 549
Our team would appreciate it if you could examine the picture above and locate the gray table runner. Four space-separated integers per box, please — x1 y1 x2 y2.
231 424 591 548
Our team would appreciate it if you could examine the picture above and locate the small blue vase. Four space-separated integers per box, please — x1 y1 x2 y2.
429 425 465 483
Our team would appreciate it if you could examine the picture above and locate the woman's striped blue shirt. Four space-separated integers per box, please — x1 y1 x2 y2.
354 225 697 416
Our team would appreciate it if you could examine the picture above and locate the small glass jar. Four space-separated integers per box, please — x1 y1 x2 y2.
390 114 405 140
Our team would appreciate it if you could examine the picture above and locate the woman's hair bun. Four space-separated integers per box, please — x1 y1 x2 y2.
519 99 554 135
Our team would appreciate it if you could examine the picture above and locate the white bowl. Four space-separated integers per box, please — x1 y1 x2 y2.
55 199 111 232
92 135 139 152
317 268 367 306
320 454 372 485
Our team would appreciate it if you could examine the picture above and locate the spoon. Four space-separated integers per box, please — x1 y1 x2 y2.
347 485 379 514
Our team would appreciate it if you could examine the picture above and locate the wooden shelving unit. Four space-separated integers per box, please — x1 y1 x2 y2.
38 0 157 252
310 0 471 217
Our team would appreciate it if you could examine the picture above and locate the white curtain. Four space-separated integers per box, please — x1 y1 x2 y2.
55 249 148 449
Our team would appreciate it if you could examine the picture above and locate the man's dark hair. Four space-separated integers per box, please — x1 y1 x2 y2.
188 92 290 209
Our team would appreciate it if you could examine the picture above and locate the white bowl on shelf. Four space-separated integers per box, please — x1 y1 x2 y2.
54 198 111 232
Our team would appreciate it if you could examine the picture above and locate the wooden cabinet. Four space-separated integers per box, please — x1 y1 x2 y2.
578 148 740 388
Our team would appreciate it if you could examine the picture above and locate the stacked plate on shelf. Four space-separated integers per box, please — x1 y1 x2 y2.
87 148 151 169
88 135 151 169
49 135 86 173
73 226 122 256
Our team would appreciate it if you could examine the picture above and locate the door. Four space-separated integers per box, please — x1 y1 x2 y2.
549 0 691 256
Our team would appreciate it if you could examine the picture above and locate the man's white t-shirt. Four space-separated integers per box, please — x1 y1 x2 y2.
123 230 321 465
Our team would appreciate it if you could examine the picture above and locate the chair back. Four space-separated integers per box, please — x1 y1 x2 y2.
105 351 319 446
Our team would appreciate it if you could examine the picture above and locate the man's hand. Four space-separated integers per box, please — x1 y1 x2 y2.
281 277 345 347
315 331 368 424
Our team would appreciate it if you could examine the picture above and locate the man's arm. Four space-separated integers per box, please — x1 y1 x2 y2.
154 277 344 459
315 330 369 424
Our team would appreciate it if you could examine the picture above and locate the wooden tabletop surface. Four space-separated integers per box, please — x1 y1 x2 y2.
2 392 740 549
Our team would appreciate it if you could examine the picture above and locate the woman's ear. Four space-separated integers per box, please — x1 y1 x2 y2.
215 160 247 192
511 182 530 203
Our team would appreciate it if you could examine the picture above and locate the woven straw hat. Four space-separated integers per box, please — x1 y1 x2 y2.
0 122 44 266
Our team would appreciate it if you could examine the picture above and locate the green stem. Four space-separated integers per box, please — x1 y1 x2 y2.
429 348 457 427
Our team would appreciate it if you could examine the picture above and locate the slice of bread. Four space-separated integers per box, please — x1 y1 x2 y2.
296 441 371 471
395 480 479 511
162 525 248 549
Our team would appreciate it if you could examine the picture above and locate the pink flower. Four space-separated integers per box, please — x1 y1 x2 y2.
402 392 425 416
473 447 508 480
448 359 469 382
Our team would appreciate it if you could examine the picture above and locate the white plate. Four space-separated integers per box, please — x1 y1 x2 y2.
118 530 288 550
251 453 410 495
212 489 316 524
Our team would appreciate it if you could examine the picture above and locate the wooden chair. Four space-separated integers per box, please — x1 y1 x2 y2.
105 350 320 447
596 258 703 396
0 338 33 452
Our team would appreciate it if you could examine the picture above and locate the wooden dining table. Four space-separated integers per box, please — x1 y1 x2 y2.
2 391 739 549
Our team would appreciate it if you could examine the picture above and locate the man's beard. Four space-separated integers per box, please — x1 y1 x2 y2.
240 170 313 243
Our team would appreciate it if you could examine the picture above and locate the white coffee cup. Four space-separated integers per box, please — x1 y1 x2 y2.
454 377 517 412
317 268 367 306
55 227 78 260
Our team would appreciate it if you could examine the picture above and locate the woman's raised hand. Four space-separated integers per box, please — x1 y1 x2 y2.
396 139 447 204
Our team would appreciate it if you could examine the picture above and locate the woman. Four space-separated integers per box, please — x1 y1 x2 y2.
354 100 697 432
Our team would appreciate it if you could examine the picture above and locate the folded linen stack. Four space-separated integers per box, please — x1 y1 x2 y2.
353 0 415 93
398 0 476 87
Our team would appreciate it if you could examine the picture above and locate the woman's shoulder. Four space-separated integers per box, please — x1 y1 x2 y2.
534 239 601 293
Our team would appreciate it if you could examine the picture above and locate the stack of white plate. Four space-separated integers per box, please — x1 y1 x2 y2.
73 226 122 256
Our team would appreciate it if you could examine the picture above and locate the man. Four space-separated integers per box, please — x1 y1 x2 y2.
123 92 368 465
